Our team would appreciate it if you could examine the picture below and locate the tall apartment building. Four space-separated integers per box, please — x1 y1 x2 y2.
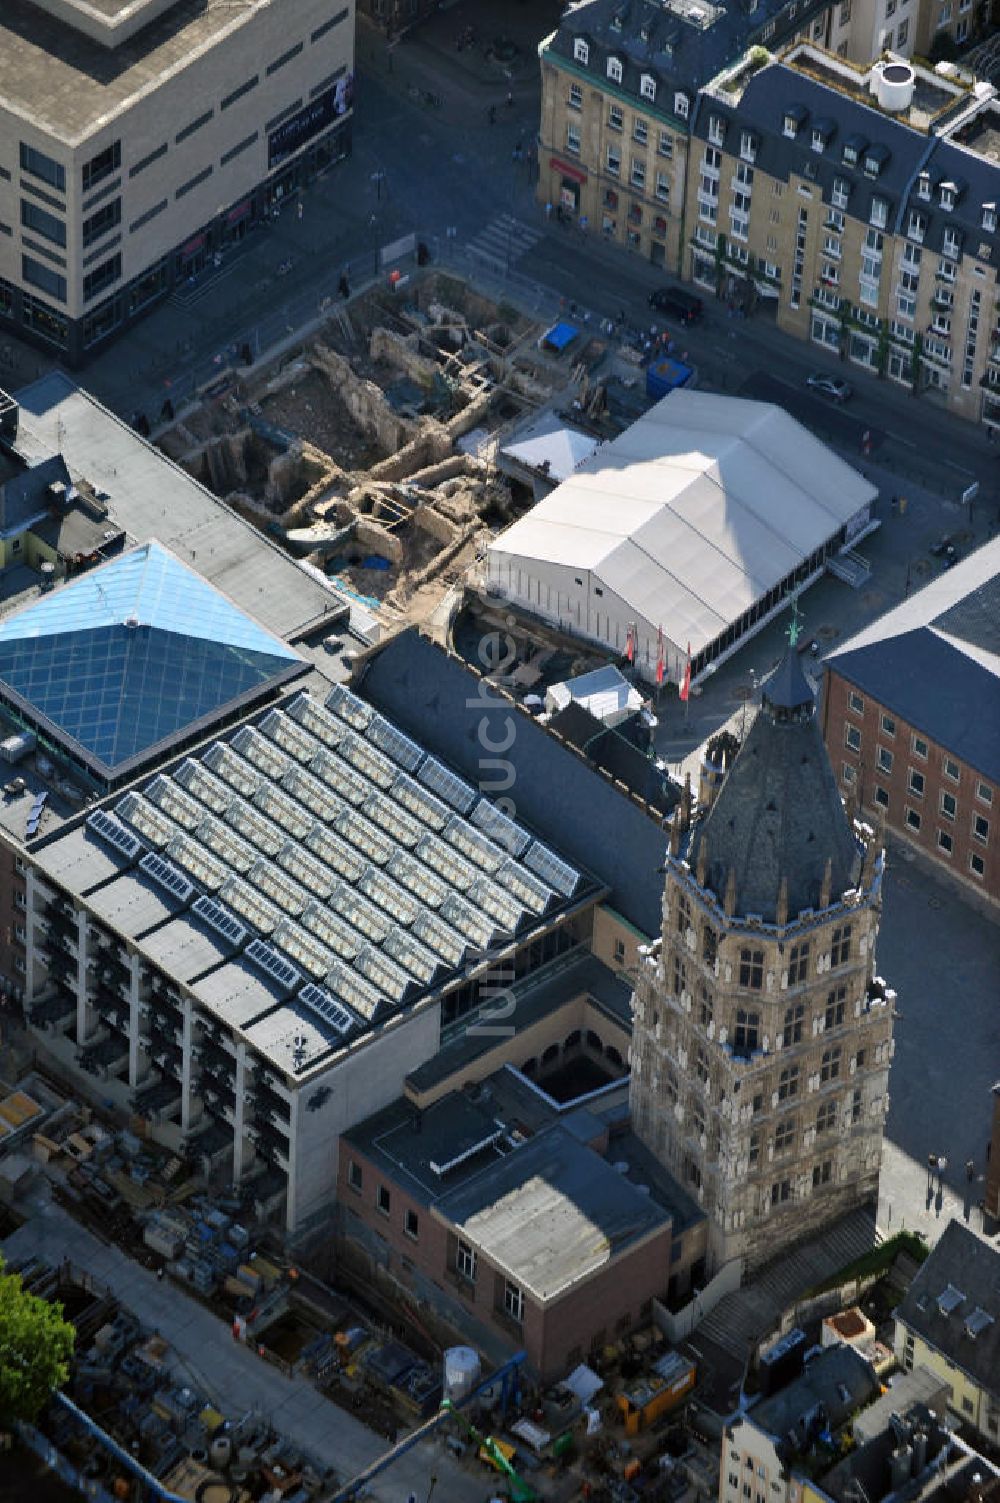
0 0 355 364
630 648 895 1275
536 0 834 273
684 43 1000 427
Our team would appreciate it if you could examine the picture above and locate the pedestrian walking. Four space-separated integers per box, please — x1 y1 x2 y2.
927 1153 937 1192
297 200 304 221
966 1159 975 1181
506 89 514 107
938 1155 948 1183
156 1266 164 1281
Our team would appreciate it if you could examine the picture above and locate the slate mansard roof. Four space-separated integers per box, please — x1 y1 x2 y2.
894 1220 1000 1399
546 0 831 122
694 56 1000 264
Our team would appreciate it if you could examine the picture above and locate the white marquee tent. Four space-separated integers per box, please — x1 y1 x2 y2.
487 391 876 684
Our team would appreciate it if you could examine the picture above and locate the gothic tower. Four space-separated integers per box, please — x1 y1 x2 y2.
630 649 895 1275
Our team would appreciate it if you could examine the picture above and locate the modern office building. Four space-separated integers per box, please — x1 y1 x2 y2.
684 43 1000 427
822 540 999 908
0 379 685 1247
630 647 895 1275
0 0 355 363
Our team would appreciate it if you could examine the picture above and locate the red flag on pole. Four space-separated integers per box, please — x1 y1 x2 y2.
679 642 691 702
625 623 635 663
656 624 665 685
656 655 665 686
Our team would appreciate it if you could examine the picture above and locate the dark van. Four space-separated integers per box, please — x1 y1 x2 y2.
648 286 704 323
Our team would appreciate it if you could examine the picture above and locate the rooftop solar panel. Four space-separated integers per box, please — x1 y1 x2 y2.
247 858 309 917
335 806 394 867
220 877 280 934
253 784 312 839
393 773 451 831
232 725 290 782
275 840 335 899
311 747 368 806
271 920 334 979
355 944 414 1004
470 875 523 934
298 981 357 1038
304 824 366 884
440 891 496 948
139 851 194 904
145 775 204 832
281 764 342 825
204 742 259 799
195 817 256 874
191 894 248 948
167 833 227 892
411 908 468 966
363 791 423 849
245 937 302 993
383 926 441 985
87 809 144 862
258 708 319 764
337 731 397 790
443 814 505 873
495 857 554 914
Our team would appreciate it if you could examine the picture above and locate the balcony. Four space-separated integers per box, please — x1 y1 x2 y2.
30 990 75 1028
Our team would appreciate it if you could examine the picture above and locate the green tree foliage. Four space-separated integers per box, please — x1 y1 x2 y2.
0 1255 75 1422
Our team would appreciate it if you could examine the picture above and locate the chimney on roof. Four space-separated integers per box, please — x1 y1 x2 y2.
724 867 737 917
696 837 708 888
776 875 789 927
669 815 681 857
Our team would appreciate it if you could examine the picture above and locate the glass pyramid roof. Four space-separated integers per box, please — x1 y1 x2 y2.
0 542 305 781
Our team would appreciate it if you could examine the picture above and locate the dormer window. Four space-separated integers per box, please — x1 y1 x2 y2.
865 155 881 177
740 130 757 163
984 203 997 233
574 38 589 64
842 134 866 167
940 182 955 210
811 130 824 152
607 56 623 84
709 115 725 146
639 23 650 42
611 11 623 29
674 91 690 120
917 171 931 201
640 73 657 102
843 145 858 165
784 115 799 138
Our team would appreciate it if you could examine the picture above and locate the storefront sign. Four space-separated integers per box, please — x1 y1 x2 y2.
268 73 354 169
180 233 206 257
227 198 252 224
550 156 587 185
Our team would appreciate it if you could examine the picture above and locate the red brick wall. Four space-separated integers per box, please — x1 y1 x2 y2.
821 669 998 904
336 1144 674 1381
0 839 27 1002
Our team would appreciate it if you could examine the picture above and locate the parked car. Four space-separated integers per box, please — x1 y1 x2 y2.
805 373 853 402
649 286 704 323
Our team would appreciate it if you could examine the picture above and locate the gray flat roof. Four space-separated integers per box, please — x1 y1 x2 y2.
138 913 232 984
85 872 179 938
405 950 630 1096
192 961 285 1030
435 1125 670 1303
0 0 267 141
15 377 343 645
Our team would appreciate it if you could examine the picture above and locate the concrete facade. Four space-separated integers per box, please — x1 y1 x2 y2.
0 0 355 363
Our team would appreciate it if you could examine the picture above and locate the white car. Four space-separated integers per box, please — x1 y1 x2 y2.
805 373 853 402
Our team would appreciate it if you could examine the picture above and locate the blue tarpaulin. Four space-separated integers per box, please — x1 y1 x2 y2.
541 321 580 352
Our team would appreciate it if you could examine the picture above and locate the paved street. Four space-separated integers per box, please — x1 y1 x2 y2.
1 1195 477 1503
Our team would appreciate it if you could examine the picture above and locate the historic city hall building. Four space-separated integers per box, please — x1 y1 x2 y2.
630 649 895 1273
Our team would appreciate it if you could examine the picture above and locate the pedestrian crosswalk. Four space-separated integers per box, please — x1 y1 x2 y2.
465 214 544 273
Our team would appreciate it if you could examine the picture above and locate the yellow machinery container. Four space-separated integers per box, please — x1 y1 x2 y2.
616 1353 696 1436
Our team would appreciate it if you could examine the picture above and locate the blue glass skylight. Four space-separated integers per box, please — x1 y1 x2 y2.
0 543 305 780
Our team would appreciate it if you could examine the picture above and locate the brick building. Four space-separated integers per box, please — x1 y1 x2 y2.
338 1061 706 1381
822 539 1000 909
631 647 895 1276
